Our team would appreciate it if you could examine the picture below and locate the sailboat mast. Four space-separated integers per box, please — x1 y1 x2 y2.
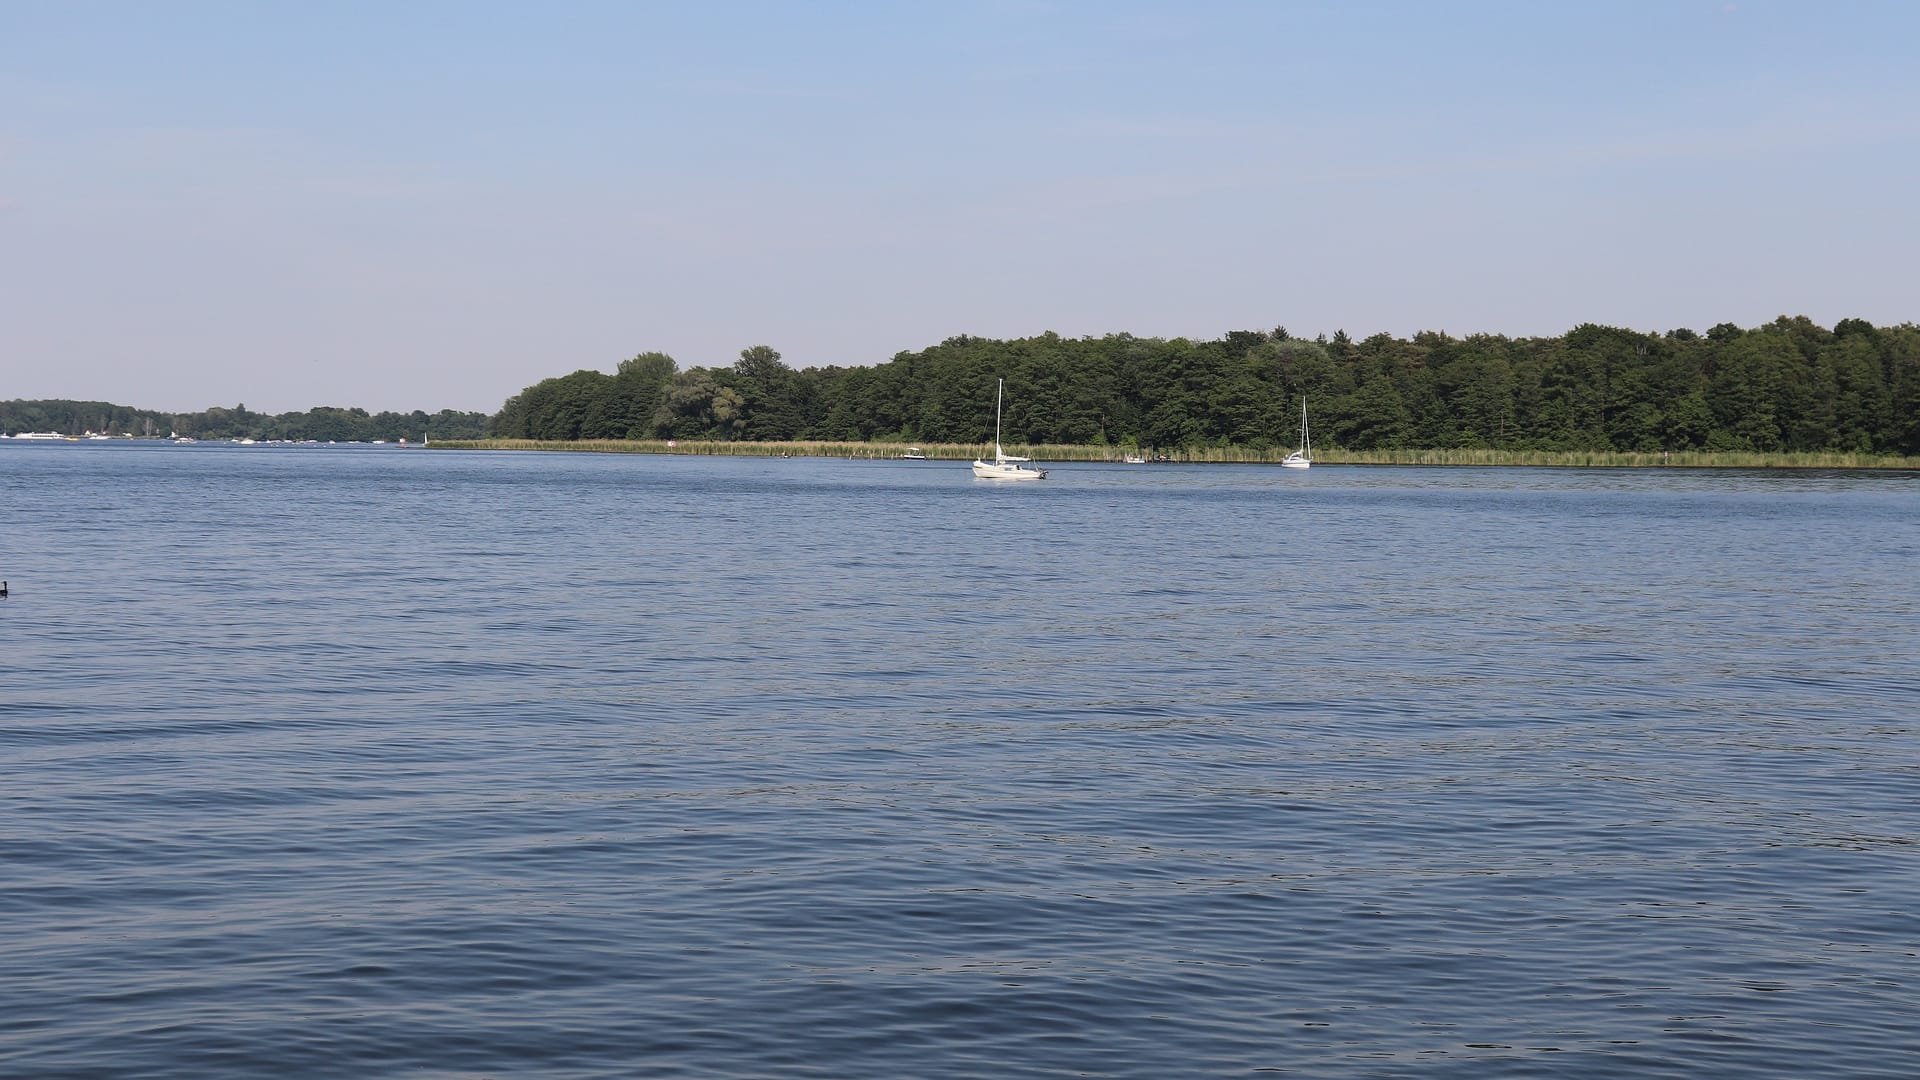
995 378 1005 457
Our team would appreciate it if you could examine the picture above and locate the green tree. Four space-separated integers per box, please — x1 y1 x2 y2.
613 351 677 437
733 345 801 440
1707 332 1796 450
654 370 746 439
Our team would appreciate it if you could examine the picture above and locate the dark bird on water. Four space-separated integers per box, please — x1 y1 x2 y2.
0 581 8 598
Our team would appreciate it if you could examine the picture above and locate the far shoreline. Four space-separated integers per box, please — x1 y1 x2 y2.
424 439 1920 471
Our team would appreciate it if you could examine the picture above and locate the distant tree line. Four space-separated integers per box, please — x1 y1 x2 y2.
490 317 1920 455
0 400 492 442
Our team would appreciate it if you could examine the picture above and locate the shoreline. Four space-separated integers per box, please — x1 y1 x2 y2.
425 439 1920 470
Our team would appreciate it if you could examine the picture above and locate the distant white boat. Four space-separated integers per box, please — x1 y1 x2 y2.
12 431 67 440
1123 454 1147 464
900 447 927 460
971 379 1047 480
1281 396 1312 469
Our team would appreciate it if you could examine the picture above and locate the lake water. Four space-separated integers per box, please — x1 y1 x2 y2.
3 442 1917 1079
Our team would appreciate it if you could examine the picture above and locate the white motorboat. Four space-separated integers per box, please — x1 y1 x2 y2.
971 379 1047 480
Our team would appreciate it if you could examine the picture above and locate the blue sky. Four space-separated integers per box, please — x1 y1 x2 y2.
4 1 1916 414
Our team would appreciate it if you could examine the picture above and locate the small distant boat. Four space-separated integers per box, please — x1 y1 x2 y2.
1122 454 1147 464
901 447 927 460
1281 396 1312 469
971 379 1047 480
11 432 67 440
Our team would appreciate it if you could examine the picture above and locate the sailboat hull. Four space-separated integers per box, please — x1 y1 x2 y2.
972 460 1047 479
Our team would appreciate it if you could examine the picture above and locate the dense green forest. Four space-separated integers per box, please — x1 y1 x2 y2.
0 400 492 442
492 318 1920 455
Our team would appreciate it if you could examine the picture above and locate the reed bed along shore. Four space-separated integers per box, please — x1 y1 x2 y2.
429 439 1920 470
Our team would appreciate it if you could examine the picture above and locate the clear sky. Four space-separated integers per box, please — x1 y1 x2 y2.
3 1 1916 415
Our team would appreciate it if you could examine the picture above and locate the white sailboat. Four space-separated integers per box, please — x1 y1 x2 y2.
971 379 1047 480
1281 395 1312 469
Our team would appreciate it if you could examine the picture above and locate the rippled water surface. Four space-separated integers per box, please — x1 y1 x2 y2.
3 443 1917 1078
